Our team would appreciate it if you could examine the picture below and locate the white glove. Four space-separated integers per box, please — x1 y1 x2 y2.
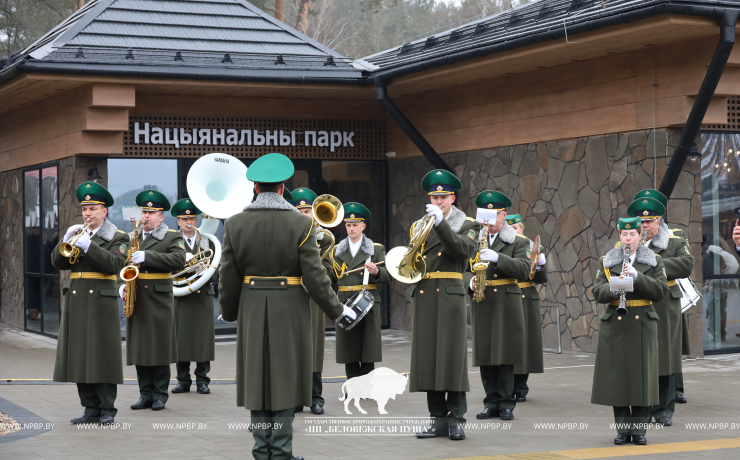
131 251 145 264
707 245 722 254
342 305 357 320
217 314 223 322
119 285 126 299
480 249 499 263
185 253 195 262
426 204 444 227
64 224 84 242
537 253 546 266
74 232 91 253
626 264 638 280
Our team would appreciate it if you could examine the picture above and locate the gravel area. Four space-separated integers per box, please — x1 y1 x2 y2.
0 411 21 436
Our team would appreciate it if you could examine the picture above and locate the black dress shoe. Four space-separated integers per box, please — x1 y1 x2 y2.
152 400 165 411
310 404 324 415
448 425 466 440
294 406 304 413
515 393 527 402
130 399 153 410
171 383 190 394
632 435 647 445
655 417 672 426
70 413 100 424
614 434 631 445
196 383 210 394
99 414 115 425
476 407 498 419
415 424 449 438
499 409 514 420
676 394 687 404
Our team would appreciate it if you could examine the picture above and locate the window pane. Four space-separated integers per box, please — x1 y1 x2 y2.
25 276 41 333
43 277 60 337
700 132 740 351
41 167 59 275
107 159 179 233
24 170 41 274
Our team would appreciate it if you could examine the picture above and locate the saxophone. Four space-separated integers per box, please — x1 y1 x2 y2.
120 218 141 318
472 224 489 303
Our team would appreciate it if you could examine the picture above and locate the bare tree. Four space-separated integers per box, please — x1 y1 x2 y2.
295 0 310 33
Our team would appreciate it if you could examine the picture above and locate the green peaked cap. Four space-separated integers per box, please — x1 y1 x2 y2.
618 217 641 231
506 214 522 225
76 181 114 207
343 202 371 221
421 169 462 195
634 189 667 208
627 196 666 220
171 198 201 218
136 189 171 211
476 190 512 210
247 153 294 184
291 188 317 208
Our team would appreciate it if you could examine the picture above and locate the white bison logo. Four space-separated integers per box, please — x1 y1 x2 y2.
338 367 408 414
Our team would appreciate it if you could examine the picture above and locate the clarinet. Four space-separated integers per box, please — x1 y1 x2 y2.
616 244 630 315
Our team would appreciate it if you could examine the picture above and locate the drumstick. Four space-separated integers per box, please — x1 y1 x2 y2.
343 261 385 275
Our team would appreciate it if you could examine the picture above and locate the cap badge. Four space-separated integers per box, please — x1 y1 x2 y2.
85 195 91 200
646 191 651 195
148 191 154 195
186 210 191 215
437 185 443 191
85 184 91 188
487 192 492 196
350 214 355 218
436 171 442 175
643 211 649 216
299 189 304 192
148 202 153 207
626 224 631 229
301 200 306 205
487 204 493 209
643 200 648 203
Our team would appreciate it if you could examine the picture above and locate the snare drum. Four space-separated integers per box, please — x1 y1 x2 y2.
336 289 375 331
677 277 701 313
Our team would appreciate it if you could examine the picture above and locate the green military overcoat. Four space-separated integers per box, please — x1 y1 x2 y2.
591 244 669 407
331 235 390 364
218 192 344 410
646 223 694 375
463 223 530 367
515 241 547 375
52 219 128 384
669 228 692 356
310 229 333 373
174 235 218 363
123 223 186 366
409 206 479 393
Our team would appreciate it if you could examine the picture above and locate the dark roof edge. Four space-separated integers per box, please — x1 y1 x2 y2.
369 1 739 82
0 60 371 86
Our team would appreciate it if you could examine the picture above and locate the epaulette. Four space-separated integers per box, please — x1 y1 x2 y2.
516 234 527 239
600 256 605 264
373 243 383 246
116 230 125 233
167 229 177 232
669 236 681 239
465 217 476 222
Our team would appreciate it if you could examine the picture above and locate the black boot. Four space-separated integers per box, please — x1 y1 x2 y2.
448 425 466 440
99 414 115 425
655 417 673 426
676 394 687 404
196 383 210 394
614 434 631 445
70 413 100 424
476 407 498 419
515 393 527 402
130 399 153 410
310 404 324 415
632 435 647 445
171 383 190 394
152 400 165 411
499 409 514 420
294 406 304 413
415 424 449 438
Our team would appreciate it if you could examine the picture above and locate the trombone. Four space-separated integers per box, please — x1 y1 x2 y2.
312 194 344 260
59 219 91 264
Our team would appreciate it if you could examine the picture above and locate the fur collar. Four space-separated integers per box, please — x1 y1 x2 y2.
412 205 467 234
244 192 298 212
335 234 374 258
483 221 516 245
603 243 657 269
96 218 117 242
649 220 670 250
140 222 169 241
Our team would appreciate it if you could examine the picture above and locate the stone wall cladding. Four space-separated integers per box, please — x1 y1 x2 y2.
388 128 703 354
0 169 24 328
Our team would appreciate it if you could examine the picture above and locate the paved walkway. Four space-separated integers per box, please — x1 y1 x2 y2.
1 325 739 460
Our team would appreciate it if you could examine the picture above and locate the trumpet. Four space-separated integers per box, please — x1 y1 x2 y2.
120 218 141 317
59 220 91 264
472 224 489 302
173 226 214 279
312 194 344 260
385 214 436 284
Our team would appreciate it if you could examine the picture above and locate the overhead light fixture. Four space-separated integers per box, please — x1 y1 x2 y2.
88 166 102 182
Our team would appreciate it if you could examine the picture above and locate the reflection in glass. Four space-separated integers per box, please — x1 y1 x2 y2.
25 276 41 332
702 279 740 349
24 170 41 274
43 277 60 337
41 167 58 275
107 159 179 233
